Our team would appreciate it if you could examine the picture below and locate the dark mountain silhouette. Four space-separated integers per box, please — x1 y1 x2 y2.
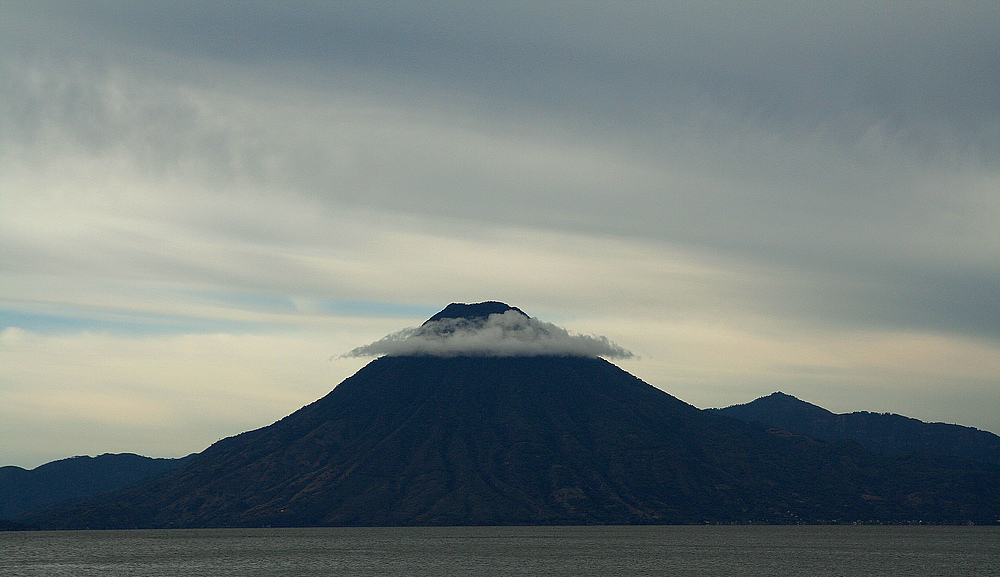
714 392 1000 466
423 301 528 325
24 304 1000 528
1 453 191 520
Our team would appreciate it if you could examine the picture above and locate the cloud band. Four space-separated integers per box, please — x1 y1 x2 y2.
344 310 633 359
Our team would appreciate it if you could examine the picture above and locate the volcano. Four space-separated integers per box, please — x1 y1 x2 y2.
35 303 1000 527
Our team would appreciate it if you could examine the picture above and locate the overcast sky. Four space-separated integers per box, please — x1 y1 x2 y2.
2 1 998 468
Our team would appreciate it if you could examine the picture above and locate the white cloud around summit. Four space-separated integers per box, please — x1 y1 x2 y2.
345 310 634 359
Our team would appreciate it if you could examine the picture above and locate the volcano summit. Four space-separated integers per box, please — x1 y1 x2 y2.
345 301 633 359
32 303 1000 527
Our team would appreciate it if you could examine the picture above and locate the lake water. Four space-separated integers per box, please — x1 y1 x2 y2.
2 525 997 576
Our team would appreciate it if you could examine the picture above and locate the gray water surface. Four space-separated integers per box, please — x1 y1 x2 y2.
2 525 998 576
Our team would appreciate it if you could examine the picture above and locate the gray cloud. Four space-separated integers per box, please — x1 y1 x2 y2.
345 309 634 359
12 2 997 128
3 2 996 344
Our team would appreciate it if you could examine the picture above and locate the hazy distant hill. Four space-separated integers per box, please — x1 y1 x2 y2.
714 392 1000 465
22 304 1000 528
1 453 191 520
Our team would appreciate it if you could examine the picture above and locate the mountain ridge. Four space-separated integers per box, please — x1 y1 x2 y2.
714 392 1000 466
0 453 192 521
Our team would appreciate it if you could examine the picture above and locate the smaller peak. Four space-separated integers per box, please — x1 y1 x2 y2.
423 302 529 325
753 392 833 415
756 392 812 406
